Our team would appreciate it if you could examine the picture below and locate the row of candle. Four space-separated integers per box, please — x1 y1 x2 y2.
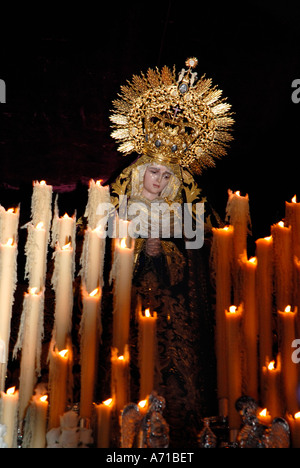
213 190 300 445
0 179 158 448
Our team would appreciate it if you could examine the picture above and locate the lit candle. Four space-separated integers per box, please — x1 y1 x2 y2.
31 180 53 237
80 287 102 420
255 236 274 376
138 308 157 400
0 386 19 448
13 287 45 423
80 226 106 293
262 357 283 418
278 306 299 414
111 221 135 355
84 179 111 230
96 397 114 448
226 190 251 304
25 221 47 291
51 200 76 249
211 225 234 415
23 394 48 448
51 240 75 351
0 238 18 392
285 195 300 260
0 205 20 244
271 221 293 310
111 346 130 417
225 305 243 441
287 411 300 448
240 255 258 400
48 344 70 430
257 407 272 426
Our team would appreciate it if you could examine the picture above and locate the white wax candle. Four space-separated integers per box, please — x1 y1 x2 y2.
112 223 135 355
96 397 114 448
14 287 45 423
52 241 74 351
111 346 130 416
25 222 47 291
80 287 102 420
31 180 53 237
0 386 19 448
81 226 106 293
0 238 18 391
48 344 70 430
84 179 111 230
0 206 20 244
138 308 157 400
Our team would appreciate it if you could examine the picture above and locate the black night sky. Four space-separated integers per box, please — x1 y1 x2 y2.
1 1 300 242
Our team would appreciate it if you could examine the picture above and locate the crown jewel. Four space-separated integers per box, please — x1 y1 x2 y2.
110 58 234 174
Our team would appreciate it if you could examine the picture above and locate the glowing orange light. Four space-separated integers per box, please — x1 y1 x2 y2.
117 355 124 361
96 180 103 186
120 238 127 249
29 287 38 295
40 395 48 403
63 213 71 219
294 412 300 419
6 238 14 246
235 191 241 196
145 308 151 318
6 387 15 396
259 408 268 417
229 305 237 314
89 288 99 297
285 305 292 313
138 399 147 409
7 208 15 213
103 398 113 407
292 195 297 203
278 221 285 228
40 180 46 185
62 242 72 250
268 360 275 371
36 222 44 230
58 349 68 358
248 257 257 265
264 236 272 242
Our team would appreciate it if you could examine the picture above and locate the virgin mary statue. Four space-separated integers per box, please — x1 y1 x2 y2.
108 57 234 447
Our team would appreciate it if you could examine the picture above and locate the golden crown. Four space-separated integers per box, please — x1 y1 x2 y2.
110 58 234 174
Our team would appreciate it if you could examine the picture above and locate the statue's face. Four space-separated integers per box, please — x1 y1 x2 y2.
142 165 172 200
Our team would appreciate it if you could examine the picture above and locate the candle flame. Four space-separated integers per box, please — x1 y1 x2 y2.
96 180 103 186
278 221 285 228
285 305 292 313
259 408 268 417
138 399 147 409
6 238 14 246
118 355 124 361
229 305 237 314
248 256 257 265
89 288 99 297
62 242 72 250
7 208 15 213
29 287 38 295
120 238 127 249
6 387 15 395
36 222 44 230
292 195 297 203
264 236 272 242
268 360 275 370
103 398 113 407
294 412 300 419
58 349 68 358
235 190 241 196
145 308 151 317
63 213 71 219
40 395 48 402
40 180 46 185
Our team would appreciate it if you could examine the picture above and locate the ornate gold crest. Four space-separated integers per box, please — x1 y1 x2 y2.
110 58 234 174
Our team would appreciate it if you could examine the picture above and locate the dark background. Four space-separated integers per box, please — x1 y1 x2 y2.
1 0 300 241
